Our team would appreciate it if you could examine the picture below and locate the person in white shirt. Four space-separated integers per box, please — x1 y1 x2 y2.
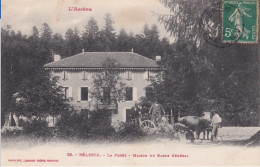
211 111 222 141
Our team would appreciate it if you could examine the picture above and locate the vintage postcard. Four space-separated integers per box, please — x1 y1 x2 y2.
1 0 260 166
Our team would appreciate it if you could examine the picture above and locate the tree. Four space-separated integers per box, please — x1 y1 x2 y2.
115 28 130 51
1 26 32 126
99 14 116 51
135 24 161 59
82 17 100 52
13 70 71 119
39 23 53 64
52 33 65 56
64 28 82 58
90 58 126 113
149 0 260 125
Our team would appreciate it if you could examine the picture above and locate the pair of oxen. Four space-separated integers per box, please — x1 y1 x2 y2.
178 116 212 140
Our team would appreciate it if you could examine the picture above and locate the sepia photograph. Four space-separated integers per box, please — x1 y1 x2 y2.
1 0 260 166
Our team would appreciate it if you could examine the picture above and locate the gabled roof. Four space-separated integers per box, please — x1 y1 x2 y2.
44 52 159 69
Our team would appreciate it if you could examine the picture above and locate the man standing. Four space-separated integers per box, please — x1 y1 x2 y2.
130 103 141 121
211 111 222 141
149 101 166 124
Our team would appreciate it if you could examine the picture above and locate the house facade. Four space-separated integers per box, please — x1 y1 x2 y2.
44 52 161 122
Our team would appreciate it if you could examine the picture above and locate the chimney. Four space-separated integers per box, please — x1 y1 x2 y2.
155 55 161 62
54 54 61 62
82 49 85 53
131 48 134 53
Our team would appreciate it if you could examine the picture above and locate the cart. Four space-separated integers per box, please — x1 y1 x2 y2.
130 112 195 142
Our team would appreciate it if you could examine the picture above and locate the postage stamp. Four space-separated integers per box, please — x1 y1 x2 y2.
222 0 259 43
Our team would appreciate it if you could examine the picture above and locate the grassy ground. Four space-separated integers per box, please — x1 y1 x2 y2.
2 126 260 148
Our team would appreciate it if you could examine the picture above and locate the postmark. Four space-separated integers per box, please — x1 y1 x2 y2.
199 3 233 48
222 0 259 43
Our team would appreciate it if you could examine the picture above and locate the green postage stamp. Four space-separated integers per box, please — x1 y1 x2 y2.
222 0 259 43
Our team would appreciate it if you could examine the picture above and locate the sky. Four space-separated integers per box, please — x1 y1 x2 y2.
2 0 172 40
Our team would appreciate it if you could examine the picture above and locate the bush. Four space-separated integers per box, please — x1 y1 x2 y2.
56 111 91 139
1 126 23 138
88 109 116 140
116 122 146 142
22 119 52 139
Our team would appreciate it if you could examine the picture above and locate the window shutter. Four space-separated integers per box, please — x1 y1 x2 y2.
63 71 69 80
133 87 137 101
79 72 82 80
143 71 148 80
62 71 66 80
123 71 127 79
69 87 73 97
85 71 88 80
81 71 88 80
67 72 70 80
128 71 132 80
88 72 92 80
78 87 81 101
131 71 134 80
88 87 91 101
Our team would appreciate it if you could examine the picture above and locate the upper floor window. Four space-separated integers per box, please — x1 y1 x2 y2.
125 71 133 80
143 71 150 81
126 87 133 101
62 71 70 80
80 71 88 80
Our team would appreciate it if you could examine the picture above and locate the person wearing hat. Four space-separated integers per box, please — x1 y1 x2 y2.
211 110 222 141
149 100 166 124
130 103 141 122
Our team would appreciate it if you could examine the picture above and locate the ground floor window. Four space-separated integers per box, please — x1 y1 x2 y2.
63 87 69 99
81 87 88 101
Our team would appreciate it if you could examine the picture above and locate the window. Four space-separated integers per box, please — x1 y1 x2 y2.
62 71 69 80
81 71 88 80
103 87 111 104
126 87 133 101
143 71 150 80
126 71 133 80
145 87 153 99
81 87 88 101
63 87 69 99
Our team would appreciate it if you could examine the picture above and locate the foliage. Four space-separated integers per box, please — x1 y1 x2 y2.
63 28 82 58
1 11 259 127
21 119 52 139
56 111 91 139
115 123 146 142
82 17 101 52
145 0 260 125
91 58 126 111
99 14 117 51
88 109 116 139
56 109 116 140
13 70 71 118
1 126 23 138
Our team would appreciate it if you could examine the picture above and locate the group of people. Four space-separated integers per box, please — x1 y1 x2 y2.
130 101 166 123
130 101 222 141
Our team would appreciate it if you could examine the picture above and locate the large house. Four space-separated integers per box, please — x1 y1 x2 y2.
44 51 162 122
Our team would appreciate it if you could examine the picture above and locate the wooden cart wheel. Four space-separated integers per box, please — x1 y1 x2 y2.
140 120 157 135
